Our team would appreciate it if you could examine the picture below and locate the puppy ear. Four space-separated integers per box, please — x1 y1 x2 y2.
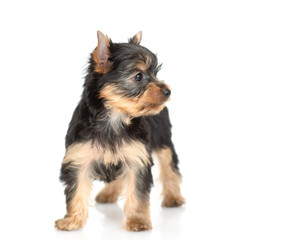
92 31 112 74
129 31 142 45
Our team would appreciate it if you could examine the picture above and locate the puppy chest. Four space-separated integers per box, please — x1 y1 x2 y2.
102 140 151 168
92 161 123 183
91 140 151 182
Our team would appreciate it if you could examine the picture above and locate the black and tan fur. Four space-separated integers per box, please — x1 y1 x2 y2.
55 31 185 232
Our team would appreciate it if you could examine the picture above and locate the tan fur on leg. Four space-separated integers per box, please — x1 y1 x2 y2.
55 167 92 230
55 141 98 231
95 178 124 203
123 166 152 231
155 147 185 207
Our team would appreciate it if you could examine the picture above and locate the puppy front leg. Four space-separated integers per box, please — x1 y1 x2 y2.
55 142 94 231
123 164 153 231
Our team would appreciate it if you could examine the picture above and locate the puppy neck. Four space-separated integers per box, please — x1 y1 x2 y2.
105 106 132 134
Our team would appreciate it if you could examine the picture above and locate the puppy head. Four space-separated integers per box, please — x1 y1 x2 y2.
93 31 171 117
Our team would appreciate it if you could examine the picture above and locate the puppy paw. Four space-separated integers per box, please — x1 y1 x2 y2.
55 216 86 231
162 194 185 207
95 192 118 203
124 218 152 232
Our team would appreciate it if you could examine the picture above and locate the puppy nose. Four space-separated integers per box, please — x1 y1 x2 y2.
162 88 171 98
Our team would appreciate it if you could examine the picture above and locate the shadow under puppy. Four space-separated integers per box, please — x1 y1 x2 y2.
55 31 185 232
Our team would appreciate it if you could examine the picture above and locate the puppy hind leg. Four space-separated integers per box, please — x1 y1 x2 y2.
95 178 124 203
155 146 185 207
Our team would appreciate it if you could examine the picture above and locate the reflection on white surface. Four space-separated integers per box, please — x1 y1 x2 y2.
53 189 187 240
93 202 186 240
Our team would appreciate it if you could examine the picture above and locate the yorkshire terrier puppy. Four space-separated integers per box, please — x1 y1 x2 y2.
55 31 185 232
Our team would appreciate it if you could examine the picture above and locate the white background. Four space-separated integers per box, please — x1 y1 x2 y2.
0 0 281 239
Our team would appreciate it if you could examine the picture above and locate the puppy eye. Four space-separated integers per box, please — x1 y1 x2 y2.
134 73 143 82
